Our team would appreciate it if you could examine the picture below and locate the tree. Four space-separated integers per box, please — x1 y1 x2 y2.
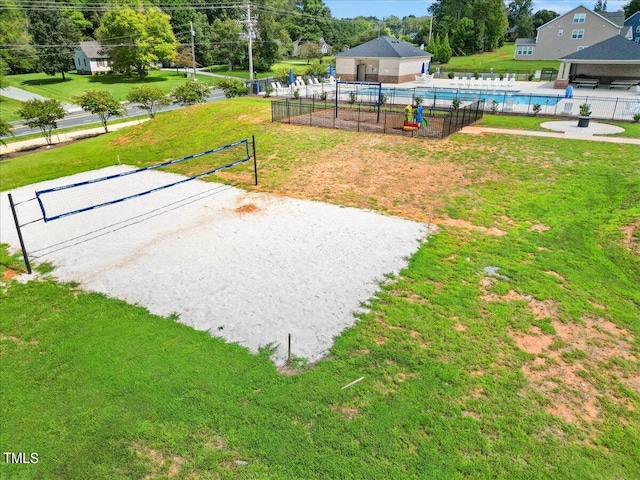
73 90 124 133
27 8 86 80
439 33 453 63
533 9 559 29
96 6 177 80
170 80 210 105
624 0 640 17
210 19 246 70
0 1 37 74
126 85 170 118
298 41 322 63
0 119 14 146
18 99 65 146
508 0 535 38
593 0 608 12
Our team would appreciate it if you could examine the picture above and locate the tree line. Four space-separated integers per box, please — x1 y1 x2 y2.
1 0 639 81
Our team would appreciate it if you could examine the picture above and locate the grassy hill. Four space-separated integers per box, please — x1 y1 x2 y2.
1 98 639 479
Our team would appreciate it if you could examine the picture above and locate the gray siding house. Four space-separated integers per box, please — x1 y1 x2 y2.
335 36 432 83
626 11 640 44
514 5 629 60
74 41 111 75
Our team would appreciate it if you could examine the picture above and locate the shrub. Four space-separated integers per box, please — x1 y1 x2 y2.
171 80 211 104
213 77 248 98
264 86 274 98
380 94 388 105
348 91 357 104
633 113 640 123
532 103 542 116
293 88 300 99
273 66 292 84
305 60 326 77
491 100 499 114
452 98 460 110
579 103 592 116
414 96 423 106
447 71 454 79
319 91 327 102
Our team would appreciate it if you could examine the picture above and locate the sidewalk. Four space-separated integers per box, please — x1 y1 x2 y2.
1 86 82 113
460 122 640 144
0 119 149 156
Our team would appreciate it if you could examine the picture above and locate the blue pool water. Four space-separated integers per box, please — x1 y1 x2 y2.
355 87 562 106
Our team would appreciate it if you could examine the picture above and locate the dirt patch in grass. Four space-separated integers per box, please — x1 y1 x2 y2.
3 269 18 281
436 218 508 236
621 218 640 255
1 335 39 347
528 224 550 232
130 443 185 479
511 317 637 426
271 134 491 223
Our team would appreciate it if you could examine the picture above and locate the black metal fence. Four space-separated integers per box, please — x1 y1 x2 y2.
271 99 485 139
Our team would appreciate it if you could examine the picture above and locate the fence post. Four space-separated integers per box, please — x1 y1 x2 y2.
8 194 32 275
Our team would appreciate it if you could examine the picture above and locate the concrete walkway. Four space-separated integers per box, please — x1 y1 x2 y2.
1 86 82 113
461 122 640 144
0 119 149 156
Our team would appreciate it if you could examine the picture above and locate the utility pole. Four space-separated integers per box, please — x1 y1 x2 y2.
428 15 433 45
190 20 197 80
242 3 257 83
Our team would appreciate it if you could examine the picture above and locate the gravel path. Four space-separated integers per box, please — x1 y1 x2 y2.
1 167 432 364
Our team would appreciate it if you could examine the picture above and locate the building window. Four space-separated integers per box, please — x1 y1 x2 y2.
516 46 533 55
636 38 640 44
573 13 586 23
572 29 584 39
636 25 640 32
577 46 586 51
558 29 563 36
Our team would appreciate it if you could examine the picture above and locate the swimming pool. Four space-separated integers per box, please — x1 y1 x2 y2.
354 87 562 107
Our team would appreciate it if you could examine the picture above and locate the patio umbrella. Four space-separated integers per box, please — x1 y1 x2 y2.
328 63 334 77
421 62 426 74
289 68 294 85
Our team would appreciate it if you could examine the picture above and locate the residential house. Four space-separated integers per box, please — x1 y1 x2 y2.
74 41 111 75
626 11 640 44
335 36 432 83
554 35 640 88
514 5 631 60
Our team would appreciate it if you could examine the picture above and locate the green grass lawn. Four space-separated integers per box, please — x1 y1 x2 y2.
3 70 218 103
1 98 639 479
440 43 559 73
0 95 24 122
206 57 335 79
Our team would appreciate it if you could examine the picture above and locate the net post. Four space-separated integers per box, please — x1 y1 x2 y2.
252 135 258 186
8 193 32 275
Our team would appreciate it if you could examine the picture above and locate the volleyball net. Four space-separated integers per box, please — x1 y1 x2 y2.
35 138 257 222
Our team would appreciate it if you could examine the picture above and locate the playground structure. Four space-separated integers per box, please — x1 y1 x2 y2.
403 105 428 131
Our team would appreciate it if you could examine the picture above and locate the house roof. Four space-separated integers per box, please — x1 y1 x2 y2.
336 36 432 59
560 35 640 62
601 11 625 27
515 38 536 45
77 41 108 59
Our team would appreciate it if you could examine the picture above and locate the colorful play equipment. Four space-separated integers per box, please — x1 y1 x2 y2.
403 105 428 131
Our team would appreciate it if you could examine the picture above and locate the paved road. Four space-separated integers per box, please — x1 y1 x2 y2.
4 89 227 138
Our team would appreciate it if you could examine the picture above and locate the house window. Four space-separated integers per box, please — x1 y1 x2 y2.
516 46 533 55
577 46 586 51
84 58 87 66
571 29 584 39
636 38 640 44
573 13 586 23
558 30 563 36
636 25 640 32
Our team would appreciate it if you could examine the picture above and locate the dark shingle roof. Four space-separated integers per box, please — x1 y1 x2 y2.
336 36 431 58
515 38 536 45
601 11 625 27
78 41 108 59
561 35 640 61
